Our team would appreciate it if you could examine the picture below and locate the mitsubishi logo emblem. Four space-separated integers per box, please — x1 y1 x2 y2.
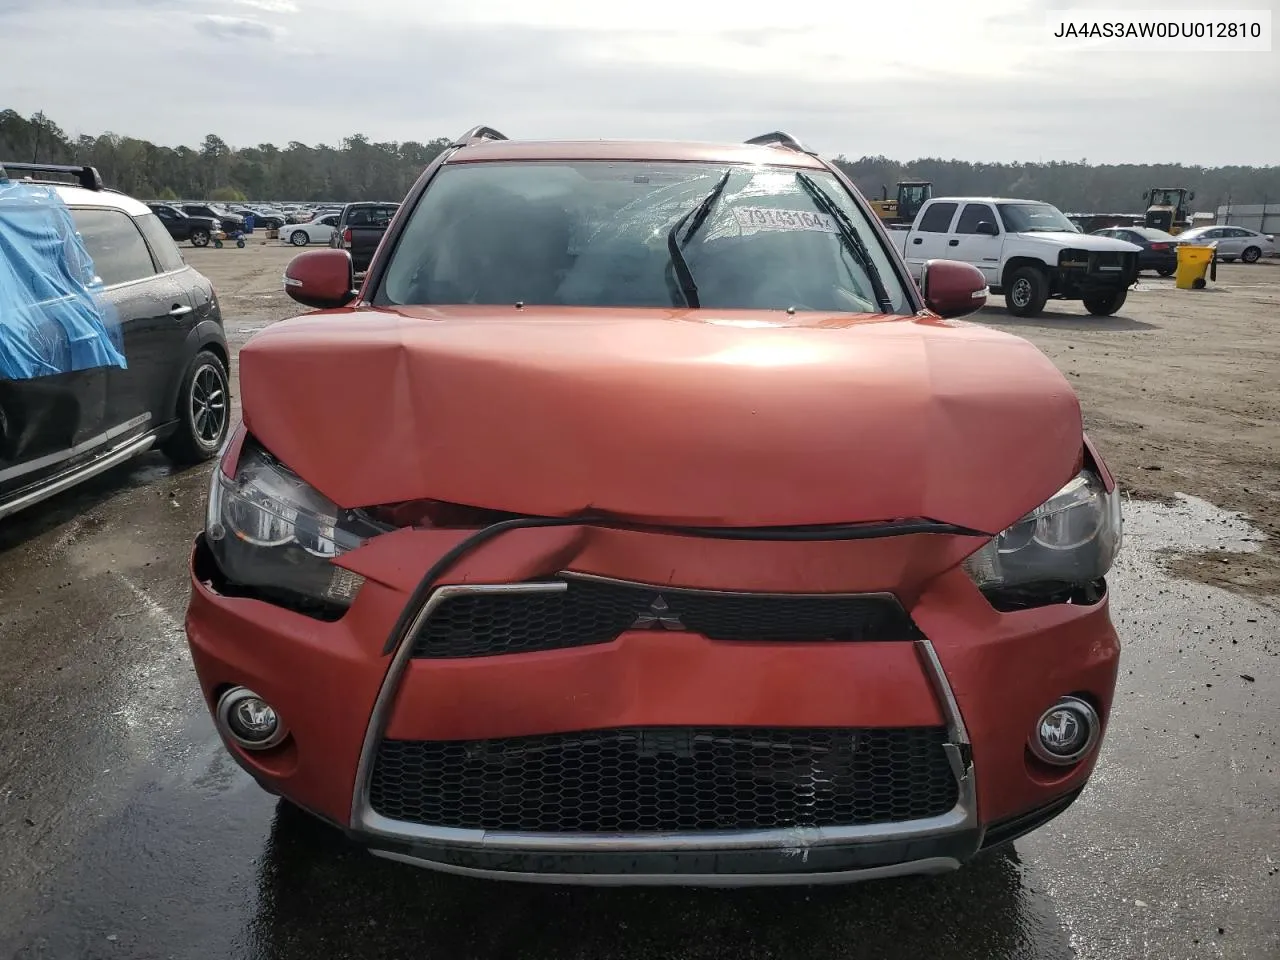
631 595 685 630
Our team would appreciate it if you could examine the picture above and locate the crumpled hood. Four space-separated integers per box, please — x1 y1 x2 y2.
238 306 1083 533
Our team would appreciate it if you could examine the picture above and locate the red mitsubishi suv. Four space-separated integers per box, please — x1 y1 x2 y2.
185 128 1122 885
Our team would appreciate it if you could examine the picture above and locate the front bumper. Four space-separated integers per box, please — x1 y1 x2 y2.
186 523 1119 885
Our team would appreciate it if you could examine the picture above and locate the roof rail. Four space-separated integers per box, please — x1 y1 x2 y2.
450 126 509 148
743 132 816 155
0 161 105 190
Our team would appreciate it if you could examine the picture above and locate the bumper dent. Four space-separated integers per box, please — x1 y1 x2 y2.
348 579 979 881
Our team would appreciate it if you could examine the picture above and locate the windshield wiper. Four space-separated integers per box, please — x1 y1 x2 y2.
795 172 894 314
667 168 733 308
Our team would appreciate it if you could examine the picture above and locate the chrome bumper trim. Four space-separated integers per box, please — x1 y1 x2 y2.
368 850 962 887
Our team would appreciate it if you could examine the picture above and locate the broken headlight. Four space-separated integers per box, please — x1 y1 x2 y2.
963 471 1122 594
205 439 386 614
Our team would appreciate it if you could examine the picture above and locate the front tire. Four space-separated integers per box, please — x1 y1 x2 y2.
1004 266 1049 317
1242 246 1261 263
1083 288 1128 316
290 230 309 247
161 350 231 465
190 229 210 248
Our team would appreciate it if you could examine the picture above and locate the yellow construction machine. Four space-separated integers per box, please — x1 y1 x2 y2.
1143 187 1195 234
868 180 933 226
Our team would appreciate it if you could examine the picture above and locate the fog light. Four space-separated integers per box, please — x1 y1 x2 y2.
216 687 287 751
1030 696 1100 766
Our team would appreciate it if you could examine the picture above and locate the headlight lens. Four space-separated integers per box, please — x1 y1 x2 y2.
205 440 385 612
963 470 1122 590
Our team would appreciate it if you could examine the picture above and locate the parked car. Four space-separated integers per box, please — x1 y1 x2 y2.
234 207 285 230
1090 226 1182 276
185 128 1123 887
0 161 232 520
182 203 245 234
329 201 399 274
1174 225 1275 263
282 213 340 246
890 196 1141 317
147 202 223 248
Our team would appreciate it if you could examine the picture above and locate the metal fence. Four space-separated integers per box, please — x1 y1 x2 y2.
1218 202 1280 234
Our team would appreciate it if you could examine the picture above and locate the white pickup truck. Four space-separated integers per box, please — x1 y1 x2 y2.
889 196 1142 317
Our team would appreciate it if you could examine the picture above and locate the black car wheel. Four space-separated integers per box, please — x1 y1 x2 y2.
1242 246 1262 263
162 350 231 465
1004 266 1049 317
190 229 211 248
1156 266 1175 277
1083 288 1128 317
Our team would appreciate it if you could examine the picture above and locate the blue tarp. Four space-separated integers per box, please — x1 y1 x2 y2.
0 179 126 380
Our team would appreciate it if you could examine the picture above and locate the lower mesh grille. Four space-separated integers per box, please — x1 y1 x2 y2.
368 726 958 833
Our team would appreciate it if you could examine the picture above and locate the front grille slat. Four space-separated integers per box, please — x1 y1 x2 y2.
410 579 920 659
369 726 957 833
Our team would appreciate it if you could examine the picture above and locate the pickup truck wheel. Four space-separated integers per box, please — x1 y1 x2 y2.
1004 266 1049 317
1083 288 1128 317
190 229 210 248
1242 246 1262 263
161 350 231 465
290 230 309 247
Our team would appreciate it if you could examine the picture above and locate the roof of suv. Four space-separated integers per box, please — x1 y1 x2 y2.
445 139 829 169
8 179 152 216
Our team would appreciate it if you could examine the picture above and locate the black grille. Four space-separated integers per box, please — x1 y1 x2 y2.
368 726 957 833
410 579 920 658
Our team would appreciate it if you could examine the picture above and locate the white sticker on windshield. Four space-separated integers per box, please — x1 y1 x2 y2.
733 206 837 234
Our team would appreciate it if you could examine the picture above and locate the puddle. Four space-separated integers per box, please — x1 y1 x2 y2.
1121 492 1266 555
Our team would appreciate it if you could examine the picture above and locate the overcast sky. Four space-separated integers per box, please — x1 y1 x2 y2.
1 0 1276 165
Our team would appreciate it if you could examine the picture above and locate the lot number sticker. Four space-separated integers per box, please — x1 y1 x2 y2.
733 207 837 234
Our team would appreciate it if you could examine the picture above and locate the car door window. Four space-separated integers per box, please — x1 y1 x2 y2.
134 213 186 273
954 203 997 234
916 202 958 233
70 208 158 286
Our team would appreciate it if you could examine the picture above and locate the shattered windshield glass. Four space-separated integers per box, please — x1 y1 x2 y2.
377 161 912 314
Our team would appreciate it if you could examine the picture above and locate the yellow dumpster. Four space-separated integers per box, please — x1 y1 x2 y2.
1175 244 1215 289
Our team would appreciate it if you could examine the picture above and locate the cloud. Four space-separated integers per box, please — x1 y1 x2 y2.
196 13 281 40
0 1 1276 165
228 0 298 11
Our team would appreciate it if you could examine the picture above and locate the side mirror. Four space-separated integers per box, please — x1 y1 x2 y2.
284 249 356 309
975 220 998 236
1188 191 1196 201
920 260 988 319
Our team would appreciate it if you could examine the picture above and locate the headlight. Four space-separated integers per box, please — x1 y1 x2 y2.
963 470 1122 591
205 440 386 612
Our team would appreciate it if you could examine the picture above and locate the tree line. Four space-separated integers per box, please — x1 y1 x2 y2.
4 108 1278 214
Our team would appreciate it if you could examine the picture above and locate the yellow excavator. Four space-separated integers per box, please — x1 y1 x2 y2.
868 180 933 226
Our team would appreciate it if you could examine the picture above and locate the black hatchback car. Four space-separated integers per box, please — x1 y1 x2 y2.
0 162 231 521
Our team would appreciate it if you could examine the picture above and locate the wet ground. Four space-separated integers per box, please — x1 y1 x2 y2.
0 243 1277 959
